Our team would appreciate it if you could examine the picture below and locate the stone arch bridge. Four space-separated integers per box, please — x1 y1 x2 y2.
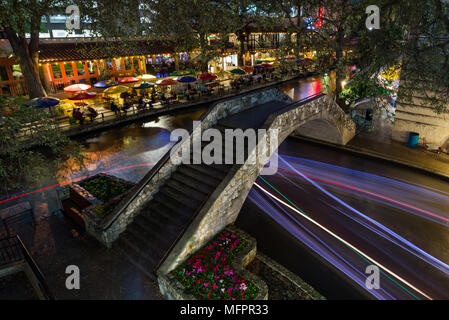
82 87 356 281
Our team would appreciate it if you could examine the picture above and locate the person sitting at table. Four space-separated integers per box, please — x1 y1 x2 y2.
185 89 191 101
150 91 156 103
110 101 120 116
74 108 85 125
138 97 146 110
87 106 98 122
121 101 131 115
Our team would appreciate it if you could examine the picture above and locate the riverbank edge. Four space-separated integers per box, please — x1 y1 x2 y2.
291 135 449 181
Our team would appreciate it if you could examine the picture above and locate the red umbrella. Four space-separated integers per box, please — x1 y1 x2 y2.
74 102 90 107
119 77 140 84
199 72 217 80
243 66 255 73
260 63 273 69
158 79 178 86
64 84 91 93
68 92 97 100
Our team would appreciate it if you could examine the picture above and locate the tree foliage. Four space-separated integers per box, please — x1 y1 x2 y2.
0 96 85 196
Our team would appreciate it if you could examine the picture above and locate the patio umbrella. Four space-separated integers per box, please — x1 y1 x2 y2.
199 73 217 81
260 63 273 69
157 78 178 86
138 74 156 81
133 82 155 89
119 76 140 84
64 83 91 93
94 80 118 89
242 66 255 73
178 76 196 83
26 97 60 108
68 92 97 100
230 68 246 75
104 85 130 95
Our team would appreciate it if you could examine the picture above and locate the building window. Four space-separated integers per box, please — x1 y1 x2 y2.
0 65 9 82
124 58 132 70
87 61 97 74
76 62 85 76
115 59 123 71
64 63 74 77
106 60 113 71
133 58 139 71
52 64 62 78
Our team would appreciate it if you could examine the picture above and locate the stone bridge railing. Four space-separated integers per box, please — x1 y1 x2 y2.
85 87 292 247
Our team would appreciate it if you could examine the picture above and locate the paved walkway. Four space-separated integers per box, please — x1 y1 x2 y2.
0 212 164 300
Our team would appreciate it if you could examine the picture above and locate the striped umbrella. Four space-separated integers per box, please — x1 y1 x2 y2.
64 84 91 93
119 77 140 84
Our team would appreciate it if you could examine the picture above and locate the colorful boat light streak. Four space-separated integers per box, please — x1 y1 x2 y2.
254 177 433 300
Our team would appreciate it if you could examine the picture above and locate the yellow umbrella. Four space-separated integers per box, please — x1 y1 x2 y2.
104 85 130 95
138 74 157 81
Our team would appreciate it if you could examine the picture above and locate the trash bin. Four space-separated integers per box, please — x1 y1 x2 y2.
408 132 419 148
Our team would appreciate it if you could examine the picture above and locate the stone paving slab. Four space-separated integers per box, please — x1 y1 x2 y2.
1 212 164 300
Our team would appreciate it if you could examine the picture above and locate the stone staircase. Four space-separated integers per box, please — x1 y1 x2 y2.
114 123 248 279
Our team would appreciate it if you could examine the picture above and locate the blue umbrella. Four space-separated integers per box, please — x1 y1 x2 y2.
26 97 60 108
94 80 119 88
178 76 196 83
254 65 264 69
296 59 302 63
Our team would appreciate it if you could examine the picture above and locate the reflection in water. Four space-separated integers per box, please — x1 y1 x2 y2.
58 107 207 183
58 76 329 183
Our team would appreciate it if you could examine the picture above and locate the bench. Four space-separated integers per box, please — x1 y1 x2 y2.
0 201 35 236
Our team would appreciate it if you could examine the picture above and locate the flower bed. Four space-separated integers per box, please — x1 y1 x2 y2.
79 175 133 203
173 229 260 300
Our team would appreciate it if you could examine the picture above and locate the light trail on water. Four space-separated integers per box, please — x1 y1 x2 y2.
248 154 449 299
